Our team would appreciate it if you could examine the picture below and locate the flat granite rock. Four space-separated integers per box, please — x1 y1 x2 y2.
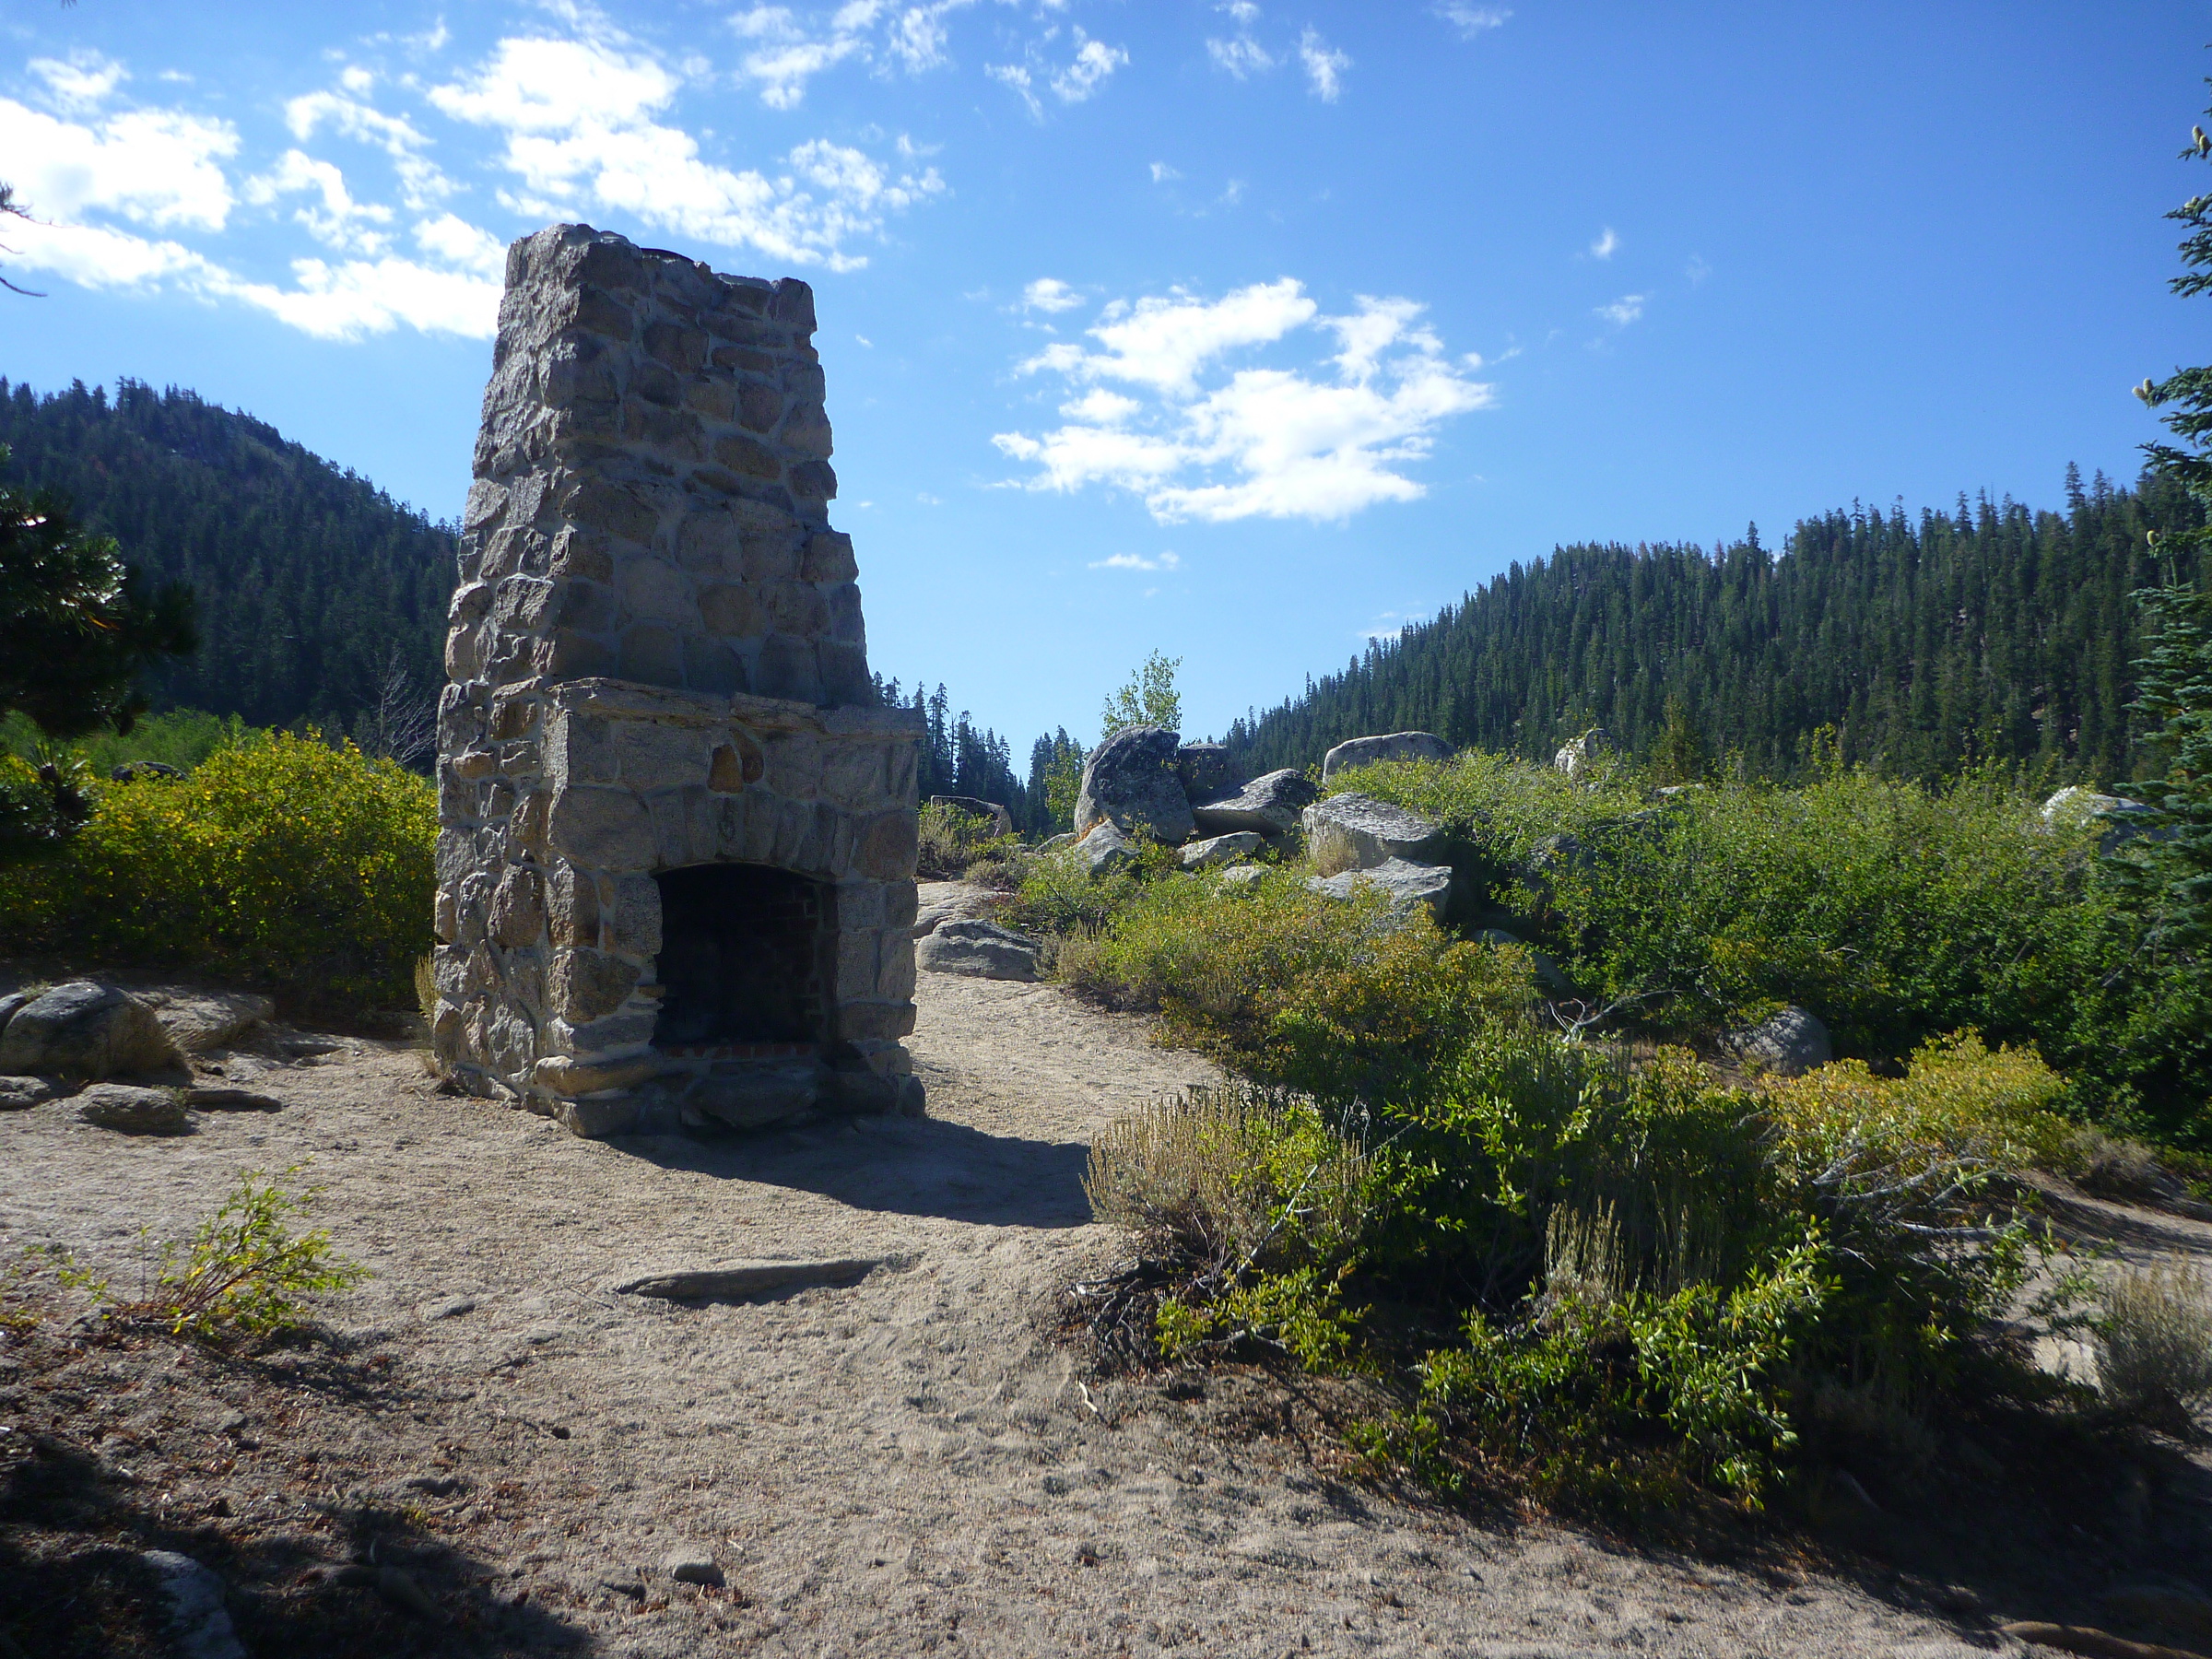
1320 730 1450 780
0 1075 67 1110
1190 769 1318 839
76 1083 191 1135
916 919 1042 982
141 989 277 1054
1302 793 1447 872
1180 831 1265 870
1305 856 1455 919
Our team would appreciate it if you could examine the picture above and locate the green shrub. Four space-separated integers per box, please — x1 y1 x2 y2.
1000 835 1182 939
917 798 1017 879
1056 867 1535 1104
1367 1231 1830 1508
45 1164 367 1340
0 729 434 1008
1341 750 2211 1142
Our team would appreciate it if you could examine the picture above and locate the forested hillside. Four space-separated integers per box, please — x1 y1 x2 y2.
0 379 454 735
1224 469 2207 784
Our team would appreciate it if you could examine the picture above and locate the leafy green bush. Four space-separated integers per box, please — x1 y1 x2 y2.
1338 750 2210 1142
0 729 434 1008
1000 835 1182 939
1341 1033 2065 1511
45 1164 366 1339
916 798 1015 879
1053 865 1534 1104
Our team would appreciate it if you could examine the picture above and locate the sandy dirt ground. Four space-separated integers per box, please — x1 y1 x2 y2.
4 900 2211 1656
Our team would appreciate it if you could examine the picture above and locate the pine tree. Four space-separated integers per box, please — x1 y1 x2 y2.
2116 100 2212 949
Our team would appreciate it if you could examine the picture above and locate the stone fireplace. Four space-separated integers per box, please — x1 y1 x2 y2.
429 224 924 1136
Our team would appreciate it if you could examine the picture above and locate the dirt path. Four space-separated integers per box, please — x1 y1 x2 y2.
2 919 2199 1655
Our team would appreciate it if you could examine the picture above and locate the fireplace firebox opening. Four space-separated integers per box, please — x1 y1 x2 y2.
651 865 837 1053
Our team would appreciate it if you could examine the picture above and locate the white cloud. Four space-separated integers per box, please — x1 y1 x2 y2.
414 212 508 278
1596 294 1644 326
1089 550 1181 571
0 96 236 230
245 150 394 253
1207 35 1275 78
732 0 981 104
992 25 1129 118
0 54 503 341
996 282 1491 523
0 214 228 290
227 254 501 340
731 6 799 39
1436 3 1511 38
1298 29 1348 101
986 62 1040 118
1025 277 1316 394
733 5 868 110
1686 253 1711 284
429 36 942 270
1 210 500 340
1061 388 1140 423
1149 161 1180 182
30 52 127 113
286 88 453 208
1590 226 1617 259
1051 29 1127 102
1022 276 1083 312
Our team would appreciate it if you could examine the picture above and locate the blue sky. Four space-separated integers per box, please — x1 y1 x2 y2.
4 2 2208 748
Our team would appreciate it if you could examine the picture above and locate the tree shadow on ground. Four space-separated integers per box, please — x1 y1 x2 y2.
0 1430 594 1657
611 1114 1097 1229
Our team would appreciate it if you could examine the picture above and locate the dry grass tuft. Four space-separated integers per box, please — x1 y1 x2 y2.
2095 1256 2212 1418
1083 1083 1372 1277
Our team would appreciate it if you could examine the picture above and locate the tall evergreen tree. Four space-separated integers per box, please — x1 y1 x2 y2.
2117 100 2212 950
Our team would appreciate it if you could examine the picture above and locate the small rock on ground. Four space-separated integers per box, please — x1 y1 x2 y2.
0 982 182 1079
143 1550 247 1659
916 920 1044 982
662 1547 724 1586
0 1075 65 1111
75 1083 190 1135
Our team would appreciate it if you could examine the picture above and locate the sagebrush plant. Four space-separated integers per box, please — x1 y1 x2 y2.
1002 834 1182 940
1086 1083 1377 1278
1340 1033 2068 1511
1085 1083 1377 1369
46 1164 366 1339
0 728 434 1008
2094 1257 2212 1418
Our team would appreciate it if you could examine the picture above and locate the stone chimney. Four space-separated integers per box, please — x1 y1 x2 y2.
429 225 924 1136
